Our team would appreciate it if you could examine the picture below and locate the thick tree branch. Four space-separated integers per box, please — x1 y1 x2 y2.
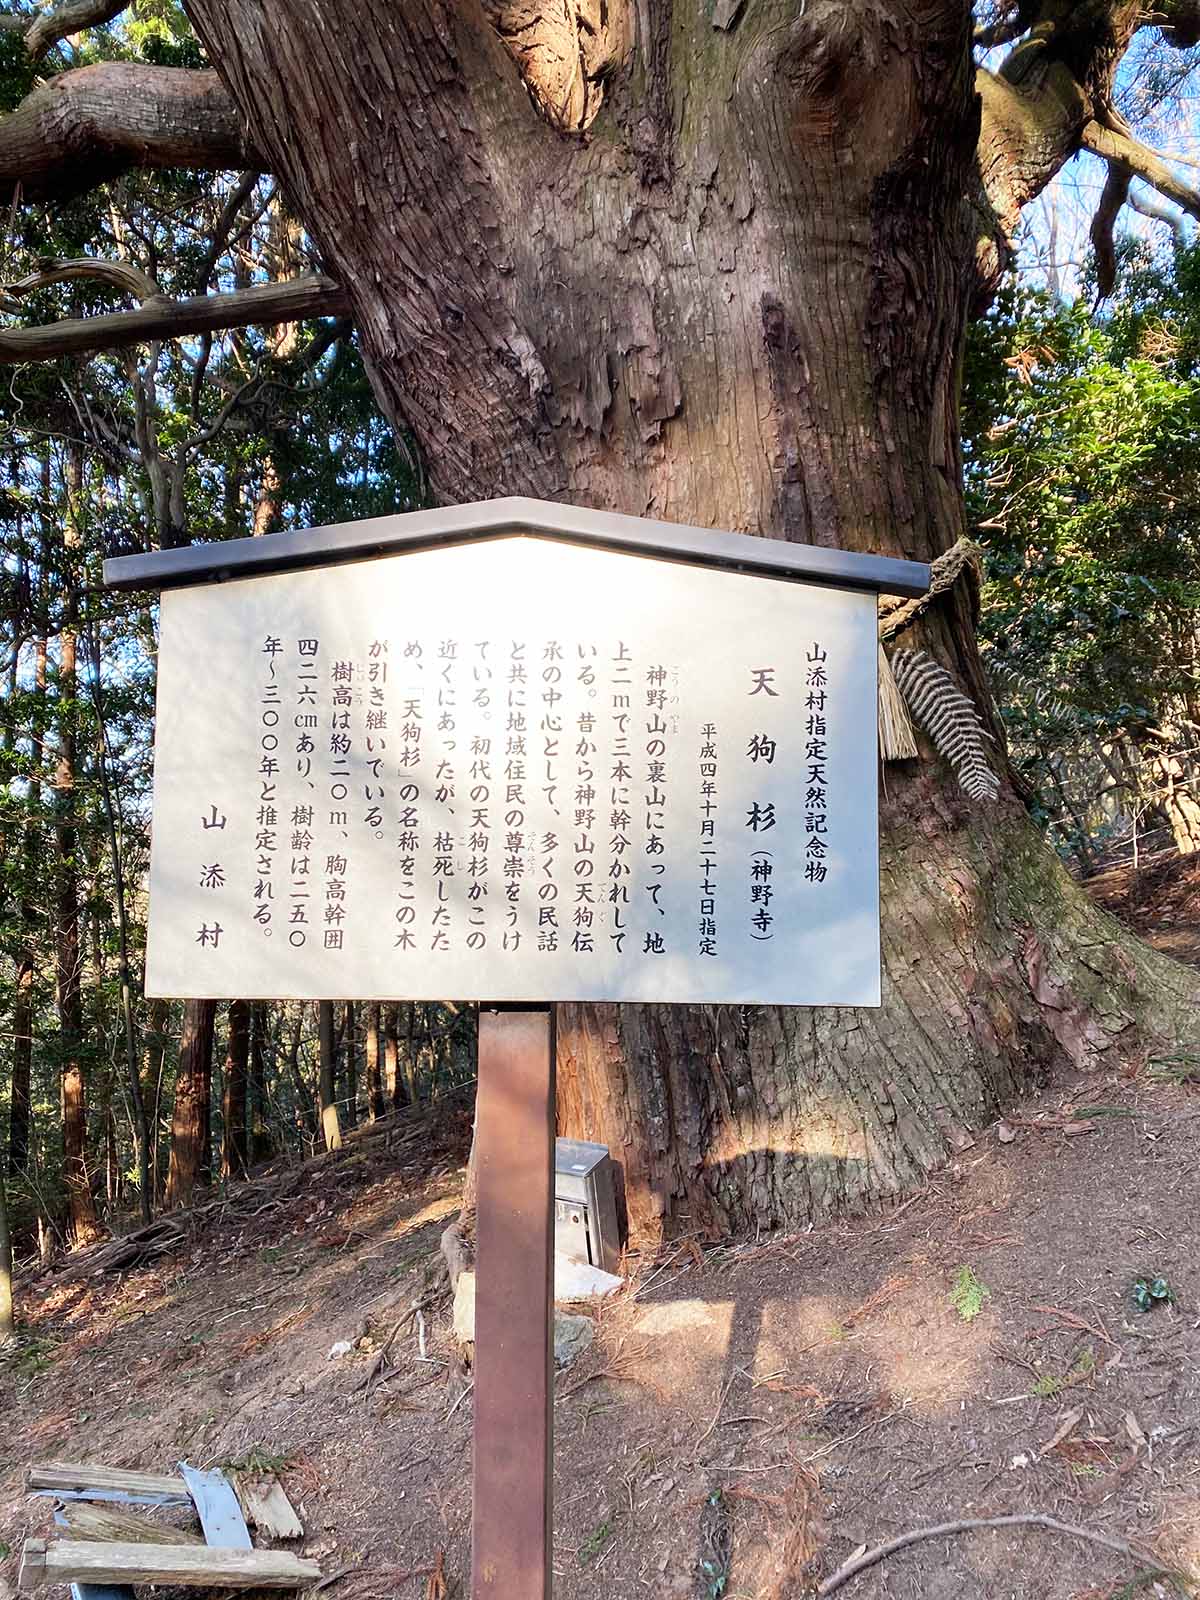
1145 0 1200 46
24 0 130 60
1090 163 1132 299
1 255 161 307
0 63 263 202
0 274 350 362
974 0 1040 50
971 0 1200 303
1081 116 1200 219
1127 186 1186 243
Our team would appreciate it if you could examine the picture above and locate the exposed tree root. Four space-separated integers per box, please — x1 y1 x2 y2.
816 1512 1171 1596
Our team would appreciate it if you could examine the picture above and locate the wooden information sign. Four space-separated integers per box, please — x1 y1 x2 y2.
105 497 928 1600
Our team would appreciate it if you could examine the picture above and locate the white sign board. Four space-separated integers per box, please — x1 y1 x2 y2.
146 537 880 1004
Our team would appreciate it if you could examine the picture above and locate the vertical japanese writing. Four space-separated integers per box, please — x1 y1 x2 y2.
394 641 422 952
431 640 457 953
538 642 563 951
607 641 633 955
289 637 320 947
502 641 527 953
467 641 492 951
804 643 829 883
698 723 718 956
251 635 281 940
572 645 598 954
642 663 668 955
746 664 780 943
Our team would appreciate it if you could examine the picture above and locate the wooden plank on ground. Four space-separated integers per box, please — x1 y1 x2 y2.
26 1463 187 1498
230 1473 304 1541
56 1504 204 1545
18 1539 320 1591
178 1464 252 1549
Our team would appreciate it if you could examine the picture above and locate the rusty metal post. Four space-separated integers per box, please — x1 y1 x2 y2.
472 1005 555 1599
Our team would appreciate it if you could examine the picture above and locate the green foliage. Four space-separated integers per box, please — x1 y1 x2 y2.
1131 1274 1174 1313
578 1519 616 1565
223 1444 290 1474
965 245 1200 858
949 1266 990 1323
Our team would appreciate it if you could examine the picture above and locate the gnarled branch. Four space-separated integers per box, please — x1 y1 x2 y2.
973 0 1200 302
24 0 130 60
1081 115 1200 220
0 63 263 202
1 255 161 308
1127 186 1186 243
0 273 350 362
1090 164 1132 300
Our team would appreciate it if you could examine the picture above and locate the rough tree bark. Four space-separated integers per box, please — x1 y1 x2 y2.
249 1002 273 1162
0 1171 12 1339
384 1004 404 1110
142 996 169 1198
8 0 1200 1236
222 999 250 1180
343 1002 359 1128
318 999 343 1151
365 1003 384 1122
164 999 216 1210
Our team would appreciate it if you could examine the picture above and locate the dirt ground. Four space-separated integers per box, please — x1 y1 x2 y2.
1086 847 1200 968
3 867 1200 1599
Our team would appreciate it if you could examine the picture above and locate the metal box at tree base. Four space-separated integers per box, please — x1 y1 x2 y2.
554 1139 621 1275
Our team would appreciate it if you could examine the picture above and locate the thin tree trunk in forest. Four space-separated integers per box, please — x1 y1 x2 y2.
10 622 47 1179
222 1000 250 1180
249 1002 272 1162
343 1002 358 1128
318 1000 342 1151
164 999 216 1210
143 996 169 1198
286 1008 317 1143
384 1005 404 1109
0 1171 13 1339
56 443 99 1246
86 621 151 1221
365 1003 383 1122
402 1007 420 1105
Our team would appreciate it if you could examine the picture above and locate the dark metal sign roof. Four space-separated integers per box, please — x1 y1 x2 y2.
102 495 930 597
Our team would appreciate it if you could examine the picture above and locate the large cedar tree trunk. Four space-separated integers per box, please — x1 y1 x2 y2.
184 0 1199 1236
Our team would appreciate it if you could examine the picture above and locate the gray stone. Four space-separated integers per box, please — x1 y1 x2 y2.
553 1312 594 1368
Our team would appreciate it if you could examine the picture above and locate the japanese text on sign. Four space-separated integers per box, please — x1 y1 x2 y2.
148 538 880 1004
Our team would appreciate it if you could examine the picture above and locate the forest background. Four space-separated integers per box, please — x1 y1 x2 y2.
2 0 1200 1324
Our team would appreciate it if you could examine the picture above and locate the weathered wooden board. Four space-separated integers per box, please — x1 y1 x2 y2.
55 1504 203 1546
231 1473 304 1541
18 1539 320 1591
178 1463 252 1550
25 1464 188 1500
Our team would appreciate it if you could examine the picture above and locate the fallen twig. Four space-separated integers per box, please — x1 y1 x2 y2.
695 1376 738 1449
816 1512 1162 1596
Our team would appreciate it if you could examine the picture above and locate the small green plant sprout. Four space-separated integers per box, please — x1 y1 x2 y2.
224 1444 289 1474
578 1519 615 1566
1131 1274 1174 1313
1031 1371 1064 1399
1147 1052 1200 1086
950 1266 990 1323
1029 1346 1095 1399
